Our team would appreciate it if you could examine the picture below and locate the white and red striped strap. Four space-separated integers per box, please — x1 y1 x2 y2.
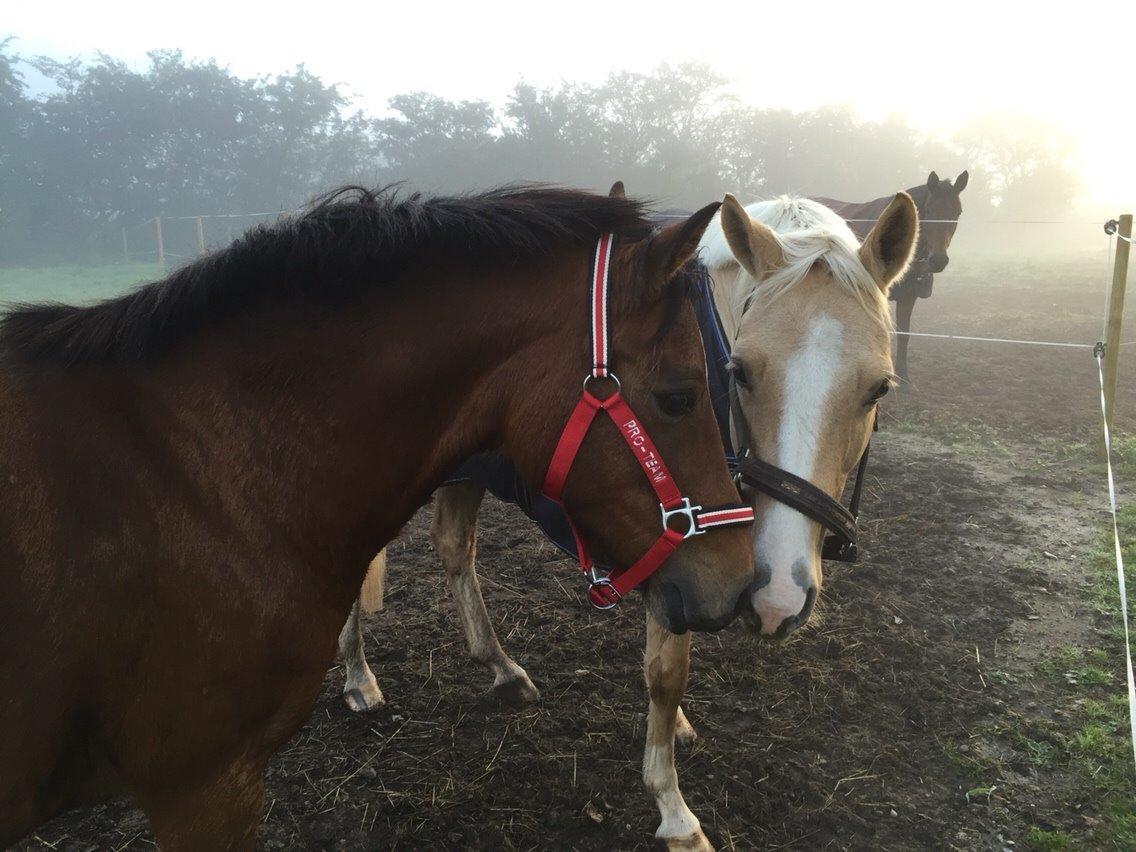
590 233 614 378
695 505 755 531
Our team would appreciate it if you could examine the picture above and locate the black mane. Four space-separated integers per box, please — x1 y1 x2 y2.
1 185 651 365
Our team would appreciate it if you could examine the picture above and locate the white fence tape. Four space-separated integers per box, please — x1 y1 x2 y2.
1094 350 1136 772
891 331 1096 349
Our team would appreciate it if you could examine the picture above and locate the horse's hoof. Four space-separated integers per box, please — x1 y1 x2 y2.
344 684 385 713
674 707 697 747
675 721 698 748
655 830 714 851
492 673 541 707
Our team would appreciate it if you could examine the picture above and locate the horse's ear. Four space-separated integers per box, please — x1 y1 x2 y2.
954 170 969 193
643 201 721 285
927 171 940 189
608 181 626 198
859 192 919 292
720 193 784 279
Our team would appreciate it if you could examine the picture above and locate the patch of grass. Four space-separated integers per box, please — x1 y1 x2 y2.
1073 665 1113 685
1086 505 1136 622
1066 497 1136 848
1070 721 1115 757
1029 436 1095 471
1086 648 1110 666
1001 721 1058 767
891 414 1013 457
0 264 162 306
1111 433 1136 478
992 711 1067 770
1037 645 1083 678
1026 827 1073 851
964 784 996 804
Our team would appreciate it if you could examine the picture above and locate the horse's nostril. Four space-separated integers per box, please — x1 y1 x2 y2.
775 586 817 638
774 615 796 639
798 586 817 624
754 562 772 591
735 584 752 619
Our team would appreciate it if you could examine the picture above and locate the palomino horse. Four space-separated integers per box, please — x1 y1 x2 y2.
340 190 918 849
817 170 967 380
0 186 759 849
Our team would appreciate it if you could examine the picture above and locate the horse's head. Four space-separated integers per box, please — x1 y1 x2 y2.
701 193 918 638
920 170 967 273
507 195 754 634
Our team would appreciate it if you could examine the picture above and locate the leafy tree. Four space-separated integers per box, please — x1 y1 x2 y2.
0 42 1077 264
372 92 499 190
954 113 1080 218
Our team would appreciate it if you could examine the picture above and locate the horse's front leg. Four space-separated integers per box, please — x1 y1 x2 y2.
338 584 384 712
432 482 540 703
644 614 712 851
894 292 917 383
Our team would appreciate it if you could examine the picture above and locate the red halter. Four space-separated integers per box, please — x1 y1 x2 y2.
540 234 755 609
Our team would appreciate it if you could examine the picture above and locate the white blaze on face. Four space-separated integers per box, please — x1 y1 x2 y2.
752 314 844 632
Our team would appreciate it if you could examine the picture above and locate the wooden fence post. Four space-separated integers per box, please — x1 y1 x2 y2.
122 227 129 263
1103 213 1131 446
155 217 165 269
195 217 206 256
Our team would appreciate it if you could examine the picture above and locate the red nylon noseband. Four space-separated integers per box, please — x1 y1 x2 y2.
540 234 755 609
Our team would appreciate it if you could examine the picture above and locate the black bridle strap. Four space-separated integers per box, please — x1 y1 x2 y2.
728 375 874 563
734 453 858 550
844 413 876 523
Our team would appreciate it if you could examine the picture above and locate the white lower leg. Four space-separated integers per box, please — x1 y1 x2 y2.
643 616 710 849
644 744 702 840
446 568 539 699
433 484 538 701
338 599 384 712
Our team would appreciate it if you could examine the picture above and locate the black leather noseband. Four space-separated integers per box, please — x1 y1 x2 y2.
728 377 876 564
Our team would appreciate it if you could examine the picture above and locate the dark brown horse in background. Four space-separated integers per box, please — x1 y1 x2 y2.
818 170 968 380
0 186 756 849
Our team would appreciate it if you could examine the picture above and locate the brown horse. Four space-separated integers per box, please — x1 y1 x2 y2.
817 170 967 380
339 189 919 850
0 186 756 849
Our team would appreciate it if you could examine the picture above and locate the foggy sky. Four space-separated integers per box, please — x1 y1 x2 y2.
6 1 1130 212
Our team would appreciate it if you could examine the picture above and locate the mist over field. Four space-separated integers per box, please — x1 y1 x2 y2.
0 36 1109 269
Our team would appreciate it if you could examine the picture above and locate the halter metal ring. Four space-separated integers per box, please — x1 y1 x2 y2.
582 372 621 395
587 577 621 610
661 497 705 540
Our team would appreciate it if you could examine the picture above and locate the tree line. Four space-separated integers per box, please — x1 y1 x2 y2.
0 40 1079 264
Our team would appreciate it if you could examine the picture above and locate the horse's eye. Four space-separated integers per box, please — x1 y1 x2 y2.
869 380 891 403
655 390 697 417
729 361 750 390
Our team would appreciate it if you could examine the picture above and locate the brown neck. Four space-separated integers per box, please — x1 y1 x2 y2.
100 254 584 595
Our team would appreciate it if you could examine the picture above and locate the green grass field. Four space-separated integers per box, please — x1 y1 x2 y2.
0 263 163 307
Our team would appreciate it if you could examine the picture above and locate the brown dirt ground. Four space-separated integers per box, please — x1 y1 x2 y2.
14 255 1135 851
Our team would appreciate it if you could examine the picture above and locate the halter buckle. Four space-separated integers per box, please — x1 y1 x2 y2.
731 449 749 493
660 497 705 540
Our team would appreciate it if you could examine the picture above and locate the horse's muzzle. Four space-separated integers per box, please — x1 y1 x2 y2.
649 576 751 634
